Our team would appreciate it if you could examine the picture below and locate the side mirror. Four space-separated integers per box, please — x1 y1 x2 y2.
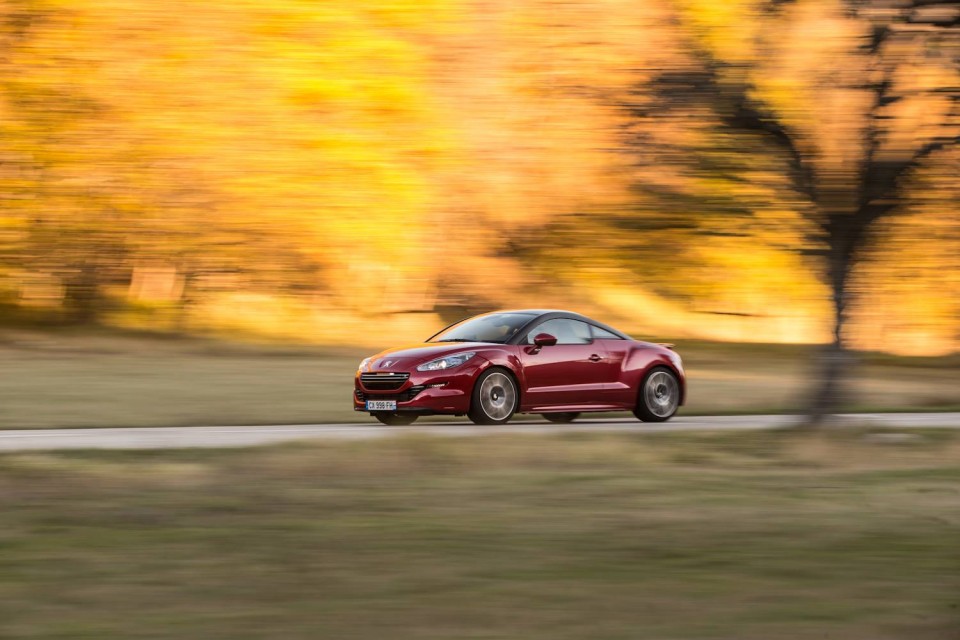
533 333 557 347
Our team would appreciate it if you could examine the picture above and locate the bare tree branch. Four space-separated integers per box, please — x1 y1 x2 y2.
648 65 819 206
722 97 818 204
861 123 959 221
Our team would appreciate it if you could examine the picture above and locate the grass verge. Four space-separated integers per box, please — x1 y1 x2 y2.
1 329 958 428
1 429 959 638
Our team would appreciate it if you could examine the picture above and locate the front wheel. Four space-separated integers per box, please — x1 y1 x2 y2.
374 412 418 426
633 367 680 422
541 412 580 423
468 368 518 425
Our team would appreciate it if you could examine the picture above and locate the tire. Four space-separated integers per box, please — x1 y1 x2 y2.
374 412 418 426
468 368 518 425
633 366 680 422
541 412 580 423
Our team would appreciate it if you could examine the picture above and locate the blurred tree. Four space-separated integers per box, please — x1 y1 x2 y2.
0 0 955 356
629 0 959 422
0 0 118 322
1 0 446 325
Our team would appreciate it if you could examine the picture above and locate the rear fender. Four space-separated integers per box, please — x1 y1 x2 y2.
623 347 686 406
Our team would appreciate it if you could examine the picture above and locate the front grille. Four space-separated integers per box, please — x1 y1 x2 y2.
356 385 425 403
360 372 410 390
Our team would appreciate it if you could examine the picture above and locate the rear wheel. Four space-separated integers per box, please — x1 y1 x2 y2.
633 367 680 422
468 368 518 425
541 412 580 423
374 412 418 426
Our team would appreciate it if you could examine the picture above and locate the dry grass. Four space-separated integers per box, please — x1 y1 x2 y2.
0 329 957 429
1 429 958 639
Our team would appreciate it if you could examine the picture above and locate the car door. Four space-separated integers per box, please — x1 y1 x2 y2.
589 324 634 405
519 318 615 409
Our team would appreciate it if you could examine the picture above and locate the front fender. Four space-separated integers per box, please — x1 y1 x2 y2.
472 347 526 393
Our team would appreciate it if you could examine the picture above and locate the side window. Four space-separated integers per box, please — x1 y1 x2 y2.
590 325 622 340
526 319 592 345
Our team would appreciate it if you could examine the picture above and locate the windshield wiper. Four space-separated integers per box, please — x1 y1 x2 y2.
434 338 477 342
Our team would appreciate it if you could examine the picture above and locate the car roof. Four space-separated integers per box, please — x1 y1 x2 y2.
495 309 592 320
494 309 574 316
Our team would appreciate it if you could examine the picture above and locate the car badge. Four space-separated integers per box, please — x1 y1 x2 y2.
380 360 394 369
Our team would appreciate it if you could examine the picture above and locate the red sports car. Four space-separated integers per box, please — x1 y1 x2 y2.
354 310 685 426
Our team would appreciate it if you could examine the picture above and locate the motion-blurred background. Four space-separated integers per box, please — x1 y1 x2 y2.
1 0 956 351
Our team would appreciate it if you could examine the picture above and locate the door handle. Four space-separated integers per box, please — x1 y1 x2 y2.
589 354 602 362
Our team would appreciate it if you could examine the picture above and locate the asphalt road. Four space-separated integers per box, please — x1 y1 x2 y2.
1 413 958 451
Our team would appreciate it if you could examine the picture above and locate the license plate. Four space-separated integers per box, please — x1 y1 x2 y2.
366 400 397 411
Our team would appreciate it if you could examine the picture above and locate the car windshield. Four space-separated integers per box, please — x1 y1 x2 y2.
430 313 536 344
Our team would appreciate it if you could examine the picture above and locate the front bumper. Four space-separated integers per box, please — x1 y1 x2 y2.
353 361 484 414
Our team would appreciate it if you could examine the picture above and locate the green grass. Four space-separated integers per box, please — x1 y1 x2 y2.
1 430 959 638
0 329 958 429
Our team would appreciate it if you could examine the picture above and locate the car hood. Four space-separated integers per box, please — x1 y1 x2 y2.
366 343 492 371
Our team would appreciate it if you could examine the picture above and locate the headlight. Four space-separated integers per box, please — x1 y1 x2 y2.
358 357 372 373
417 352 476 372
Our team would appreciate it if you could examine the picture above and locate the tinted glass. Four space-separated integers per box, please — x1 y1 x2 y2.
430 313 535 343
591 325 622 339
526 318 592 345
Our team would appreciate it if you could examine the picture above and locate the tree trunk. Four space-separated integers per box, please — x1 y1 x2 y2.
175 269 195 332
805 215 860 426
63 262 102 324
